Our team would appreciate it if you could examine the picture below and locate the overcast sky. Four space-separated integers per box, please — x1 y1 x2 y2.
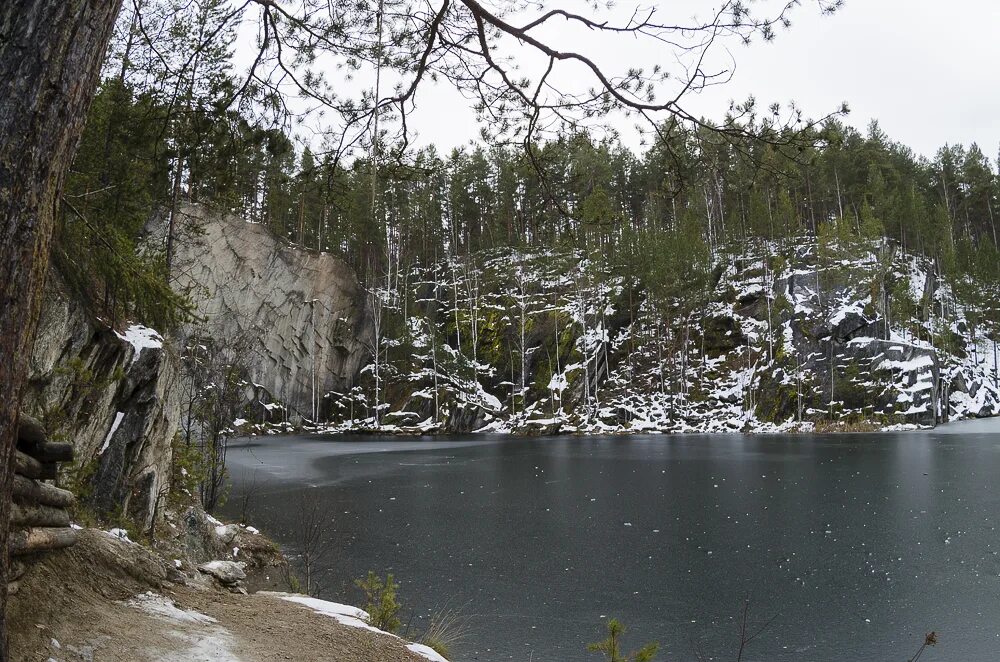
395 0 1000 162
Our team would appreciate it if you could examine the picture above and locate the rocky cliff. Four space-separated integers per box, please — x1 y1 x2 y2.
317 239 1000 433
143 203 370 421
126 203 1000 436
23 272 179 529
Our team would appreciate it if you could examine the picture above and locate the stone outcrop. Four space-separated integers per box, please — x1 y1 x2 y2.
722 247 996 428
23 272 179 530
144 203 370 421
315 242 1000 434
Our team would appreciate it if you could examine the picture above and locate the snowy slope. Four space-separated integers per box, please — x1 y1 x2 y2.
314 238 1000 434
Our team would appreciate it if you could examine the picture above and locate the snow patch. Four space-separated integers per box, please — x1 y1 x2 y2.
408 642 451 662
126 592 216 624
106 528 133 543
100 411 125 455
116 324 163 365
268 594 381 633
265 592 452 661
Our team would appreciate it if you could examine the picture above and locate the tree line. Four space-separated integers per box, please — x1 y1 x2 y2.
63 64 1000 332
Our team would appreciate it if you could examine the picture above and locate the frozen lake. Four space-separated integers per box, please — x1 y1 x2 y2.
223 425 1000 660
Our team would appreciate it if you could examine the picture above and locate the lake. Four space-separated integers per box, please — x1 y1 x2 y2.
222 423 1000 661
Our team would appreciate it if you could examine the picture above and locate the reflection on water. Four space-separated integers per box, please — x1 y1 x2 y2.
222 431 1000 661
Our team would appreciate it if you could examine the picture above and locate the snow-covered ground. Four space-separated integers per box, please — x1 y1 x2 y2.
126 591 239 661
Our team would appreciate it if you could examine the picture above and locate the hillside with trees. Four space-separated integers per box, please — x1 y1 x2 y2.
5 0 1000 659
59 27 1000 433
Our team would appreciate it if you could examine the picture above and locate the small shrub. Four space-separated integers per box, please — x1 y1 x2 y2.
910 631 937 661
56 358 125 417
587 618 658 662
812 419 881 433
423 637 449 659
355 571 402 633
64 457 100 526
106 502 140 543
421 605 470 659
278 561 303 594
169 433 206 507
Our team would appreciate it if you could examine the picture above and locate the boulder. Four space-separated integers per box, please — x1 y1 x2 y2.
198 560 247 586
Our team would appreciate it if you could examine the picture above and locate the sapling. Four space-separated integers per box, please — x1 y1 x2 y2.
587 618 658 662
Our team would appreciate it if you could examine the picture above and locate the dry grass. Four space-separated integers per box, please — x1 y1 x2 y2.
811 418 883 433
420 603 472 659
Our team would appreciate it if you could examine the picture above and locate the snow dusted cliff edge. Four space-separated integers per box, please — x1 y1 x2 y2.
316 238 1000 434
150 204 1000 434
24 271 179 528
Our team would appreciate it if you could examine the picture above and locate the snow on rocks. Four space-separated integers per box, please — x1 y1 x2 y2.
213 521 260 542
106 528 134 543
316 240 1000 434
99 411 125 455
115 324 164 365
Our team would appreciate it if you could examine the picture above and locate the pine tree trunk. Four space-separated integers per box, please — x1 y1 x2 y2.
0 1 122 654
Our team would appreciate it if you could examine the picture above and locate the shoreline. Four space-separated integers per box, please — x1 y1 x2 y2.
234 412 1000 439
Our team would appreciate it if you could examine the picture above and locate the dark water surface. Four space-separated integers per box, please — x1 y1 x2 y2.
221 426 1000 661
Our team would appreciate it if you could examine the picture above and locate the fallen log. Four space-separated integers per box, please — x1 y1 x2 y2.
9 527 79 556
13 450 44 479
12 474 75 508
11 502 70 528
18 441 73 463
17 414 46 445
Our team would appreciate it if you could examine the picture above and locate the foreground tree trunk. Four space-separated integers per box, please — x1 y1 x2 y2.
0 1 122 656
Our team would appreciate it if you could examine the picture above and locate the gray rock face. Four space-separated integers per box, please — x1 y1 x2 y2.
144 203 370 420
24 272 179 530
754 253 983 427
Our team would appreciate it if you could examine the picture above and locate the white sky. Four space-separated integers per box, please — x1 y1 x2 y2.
394 0 1000 162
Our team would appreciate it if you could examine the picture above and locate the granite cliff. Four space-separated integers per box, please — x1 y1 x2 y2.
143 203 371 422
24 272 178 529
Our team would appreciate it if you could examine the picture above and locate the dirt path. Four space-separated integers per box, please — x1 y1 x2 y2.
9 530 442 662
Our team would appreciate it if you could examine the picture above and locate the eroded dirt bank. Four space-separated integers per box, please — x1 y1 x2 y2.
9 529 438 662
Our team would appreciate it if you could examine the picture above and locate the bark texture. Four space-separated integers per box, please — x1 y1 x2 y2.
0 1 122 656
